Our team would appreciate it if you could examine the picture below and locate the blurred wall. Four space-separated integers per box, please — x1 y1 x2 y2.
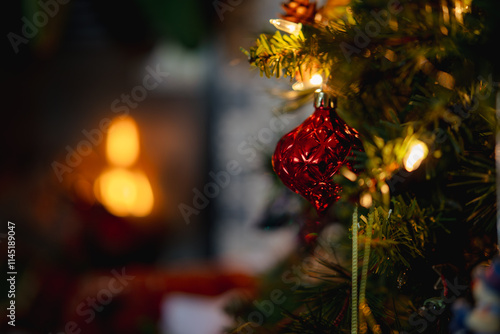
0 0 304 333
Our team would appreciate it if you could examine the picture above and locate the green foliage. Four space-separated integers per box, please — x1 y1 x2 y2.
243 30 309 80
360 199 446 274
232 0 499 333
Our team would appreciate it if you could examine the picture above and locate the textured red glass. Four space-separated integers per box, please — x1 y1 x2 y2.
272 105 359 213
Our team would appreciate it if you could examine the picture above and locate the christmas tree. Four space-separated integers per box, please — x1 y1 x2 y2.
227 0 500 333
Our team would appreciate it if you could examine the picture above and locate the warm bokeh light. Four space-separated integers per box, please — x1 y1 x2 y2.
106 116 140 167
341 168 357 182
360 192 373 208
96 116 155 217
95 168 154 217
404 140 429 172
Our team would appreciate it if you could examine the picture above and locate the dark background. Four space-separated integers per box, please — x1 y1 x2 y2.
0 1 295 333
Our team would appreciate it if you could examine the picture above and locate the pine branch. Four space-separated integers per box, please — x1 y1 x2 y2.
243 30 308 80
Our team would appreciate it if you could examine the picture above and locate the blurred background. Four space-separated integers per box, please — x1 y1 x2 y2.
0 0 308 333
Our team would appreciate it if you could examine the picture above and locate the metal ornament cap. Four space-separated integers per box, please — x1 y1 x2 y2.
314 88 336 109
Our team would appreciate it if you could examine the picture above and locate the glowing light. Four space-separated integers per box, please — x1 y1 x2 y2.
292 73 323 91
269 19 302 35
96 115 155 217
95 168 154 217
404 140 429 172
455 1 464 23
309 74 323 86
360 192 373 208
442 1 450 24
106 116 140 167
342 168 357 182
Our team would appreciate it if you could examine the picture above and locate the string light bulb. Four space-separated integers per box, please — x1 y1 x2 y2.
403 140 429 172
292 73 323 91
309 74 323 86
292 82 305 91
269 19 302 35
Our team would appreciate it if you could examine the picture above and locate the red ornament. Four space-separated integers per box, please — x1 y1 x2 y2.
272 90 360 213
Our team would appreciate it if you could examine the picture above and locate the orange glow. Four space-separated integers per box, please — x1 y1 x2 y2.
95 115 155 217
95 168 154 217
106 116 140 167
